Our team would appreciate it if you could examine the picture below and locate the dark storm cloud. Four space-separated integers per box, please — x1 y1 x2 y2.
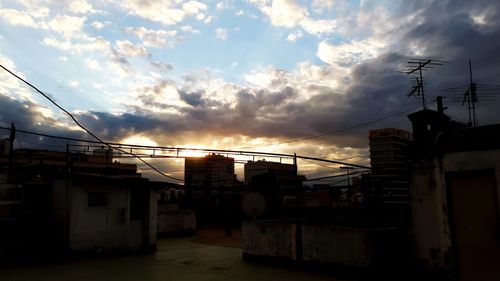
395 0 500 126
0 94 91 150
0 97 41 128
178 90 204 107
73 111 167 141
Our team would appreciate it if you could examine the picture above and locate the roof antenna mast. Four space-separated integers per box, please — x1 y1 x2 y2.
441 60 500 126
401 58 449 109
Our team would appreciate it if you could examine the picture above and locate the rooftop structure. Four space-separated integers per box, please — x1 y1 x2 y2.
368 128 413 225
184 153 238 189
244 160 296 186
0 146 159 258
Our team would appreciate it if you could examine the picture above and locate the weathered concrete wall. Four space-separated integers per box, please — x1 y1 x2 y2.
68 183 129 252
302 225 373 267
157 204 196 236
243 221 412 269
242 221 297 261
410 159 452 270
410 150 500 271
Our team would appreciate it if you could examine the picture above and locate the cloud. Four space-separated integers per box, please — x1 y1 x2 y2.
68 0 96 14
301 18 337 34
91 21 105 30
0 8 39 28
42 35 110 53
120 0 209 26
125 26 178 48
311 0 334 14
261 0 307 28
150 61 174 72
69 80 80 88
203 15 213 24
48 15 86 38
115 40 149 57
121 0 184 25
178 90 205 107
286 30 303 42
317 39 387 67
215 28 228 40
85 58 100 70
181 25 200 33
182 1 207 15
216 2 229 11
249 0 403 39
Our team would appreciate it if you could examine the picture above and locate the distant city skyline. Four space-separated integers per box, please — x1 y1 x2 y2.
1 0 500 181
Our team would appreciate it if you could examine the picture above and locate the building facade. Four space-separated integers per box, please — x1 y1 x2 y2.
368 128 413 224
244 160 297 186
0 146 158 258
184 153 238 189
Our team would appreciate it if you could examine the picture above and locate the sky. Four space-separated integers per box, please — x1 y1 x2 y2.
1 0 500 182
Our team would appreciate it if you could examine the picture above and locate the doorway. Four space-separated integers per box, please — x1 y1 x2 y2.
447 171 500 281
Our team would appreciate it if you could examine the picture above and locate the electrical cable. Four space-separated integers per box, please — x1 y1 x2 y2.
0 125 371 169
0 64 183 182
278 104 423 145
238 102 427 150
304 171 367 182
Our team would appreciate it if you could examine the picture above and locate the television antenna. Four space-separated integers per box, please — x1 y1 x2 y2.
400 58 449 109
440 60 500 126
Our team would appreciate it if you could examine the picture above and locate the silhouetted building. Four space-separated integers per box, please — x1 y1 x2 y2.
244 160 296 186
184 154 241 225
0 146 159 258
369 128 413 225
407 109 465 156
184 153 238 190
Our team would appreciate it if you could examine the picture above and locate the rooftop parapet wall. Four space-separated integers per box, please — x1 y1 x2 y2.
242 221 413 269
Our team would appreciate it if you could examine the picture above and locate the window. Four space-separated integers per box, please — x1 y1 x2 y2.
88 191 109 207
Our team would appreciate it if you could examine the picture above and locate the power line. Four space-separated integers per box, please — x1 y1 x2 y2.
0 64 183 182
0 126 371 169
337 155 369 161
258 103 424 147
304 170 368 182
300 157 367 170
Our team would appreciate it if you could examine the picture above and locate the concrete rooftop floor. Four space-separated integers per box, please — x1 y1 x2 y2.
0 227 351 281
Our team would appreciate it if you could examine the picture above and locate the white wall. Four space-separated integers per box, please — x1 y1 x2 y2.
68 182 129 252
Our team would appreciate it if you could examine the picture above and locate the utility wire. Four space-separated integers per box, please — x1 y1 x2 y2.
304 171 367 182
0 64 183 182
239 102 426 150
278 104 423 145
0 126 371 169
301 158 364 170
301 155 370 169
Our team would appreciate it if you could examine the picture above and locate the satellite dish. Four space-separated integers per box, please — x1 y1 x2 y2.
242 192 267 217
